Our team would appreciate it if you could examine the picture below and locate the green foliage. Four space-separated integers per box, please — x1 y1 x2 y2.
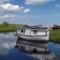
0 24 24 32
49 29 60 43
2 21 9 26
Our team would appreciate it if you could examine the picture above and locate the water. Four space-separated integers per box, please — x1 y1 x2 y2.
0 32 60 60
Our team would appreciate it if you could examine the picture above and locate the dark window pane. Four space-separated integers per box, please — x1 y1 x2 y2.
33 30 37 34
21 30 24 33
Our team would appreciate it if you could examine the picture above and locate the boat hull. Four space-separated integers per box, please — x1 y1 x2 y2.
17 34 49 42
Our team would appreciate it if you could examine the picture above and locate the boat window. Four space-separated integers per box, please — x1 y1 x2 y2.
33 30 38 34
33 48 37 53
39 29 47 36
21 29 24 33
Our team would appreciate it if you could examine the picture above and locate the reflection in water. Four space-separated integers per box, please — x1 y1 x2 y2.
0 32 60 60
0 33 38 60
48 43 60 58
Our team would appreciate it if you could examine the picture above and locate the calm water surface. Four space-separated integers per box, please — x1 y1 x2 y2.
0 32 60 60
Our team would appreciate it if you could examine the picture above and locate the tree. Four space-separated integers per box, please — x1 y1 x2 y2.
2 21 9 26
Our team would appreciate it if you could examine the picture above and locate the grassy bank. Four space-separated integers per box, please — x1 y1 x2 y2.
0 24 24 33
49 29 60 44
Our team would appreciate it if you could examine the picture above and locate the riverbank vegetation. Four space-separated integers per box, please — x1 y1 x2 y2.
0 22 60 44
0 22 24 32
49 29 60 44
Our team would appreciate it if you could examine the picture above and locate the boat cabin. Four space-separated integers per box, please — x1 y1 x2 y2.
16 26 49 41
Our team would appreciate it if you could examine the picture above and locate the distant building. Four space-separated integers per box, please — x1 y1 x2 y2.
16 25 50 53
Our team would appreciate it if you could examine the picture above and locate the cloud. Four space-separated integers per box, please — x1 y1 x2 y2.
0 15 16 19
25 0 55 5
56 4 60 8
0 2 30 22
23 9 30 13
0 3 30 15
0 3 23 13
0 14 26 20
0 0 10 4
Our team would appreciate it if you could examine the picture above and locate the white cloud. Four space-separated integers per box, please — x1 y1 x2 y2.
56 4 60 8
26 0 55 5
0 3 30 15
0 14 25 20
0 3 30 22
0 3 23 13
23 9 30 13
0 15 16 19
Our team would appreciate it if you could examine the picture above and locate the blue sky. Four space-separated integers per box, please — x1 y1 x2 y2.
0 0 60 25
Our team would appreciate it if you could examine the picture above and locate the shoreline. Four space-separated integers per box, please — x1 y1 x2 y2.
0 24 60 44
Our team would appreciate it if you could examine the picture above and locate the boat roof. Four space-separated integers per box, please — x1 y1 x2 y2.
17 25 48 30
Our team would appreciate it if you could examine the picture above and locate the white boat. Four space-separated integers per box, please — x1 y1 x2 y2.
16 26 50 53
16 26 49 41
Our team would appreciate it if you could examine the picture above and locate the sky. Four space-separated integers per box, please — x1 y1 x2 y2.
0 0 60 25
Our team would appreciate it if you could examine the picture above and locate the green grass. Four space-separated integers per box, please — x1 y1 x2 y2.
0 24 24 33
49 29 60 44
